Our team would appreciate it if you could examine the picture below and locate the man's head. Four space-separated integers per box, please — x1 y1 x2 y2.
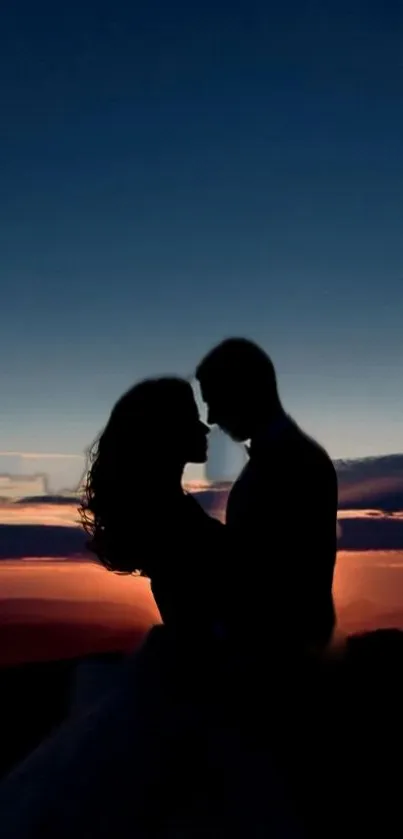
195 337 281 442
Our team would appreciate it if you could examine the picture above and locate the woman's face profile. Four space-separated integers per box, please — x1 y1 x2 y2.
175 388 209 465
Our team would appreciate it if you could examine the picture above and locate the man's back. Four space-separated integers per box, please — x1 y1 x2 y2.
225 416 338 649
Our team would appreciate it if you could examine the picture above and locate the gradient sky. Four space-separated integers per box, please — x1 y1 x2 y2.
1 1 402 489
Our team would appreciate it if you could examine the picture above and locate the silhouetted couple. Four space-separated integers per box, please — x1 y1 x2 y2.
82 337 338 660
0 338 339 839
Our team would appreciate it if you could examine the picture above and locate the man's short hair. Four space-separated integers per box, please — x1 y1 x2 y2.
196 337 278 393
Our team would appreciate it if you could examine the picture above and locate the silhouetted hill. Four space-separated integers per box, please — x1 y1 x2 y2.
0 604 149 667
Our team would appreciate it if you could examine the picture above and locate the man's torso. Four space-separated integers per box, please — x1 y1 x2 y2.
225 416 338 645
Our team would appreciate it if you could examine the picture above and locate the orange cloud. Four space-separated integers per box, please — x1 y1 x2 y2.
0 502 79 527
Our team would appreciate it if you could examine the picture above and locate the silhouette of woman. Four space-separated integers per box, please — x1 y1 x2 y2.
0 382 303 838
80 377 225 643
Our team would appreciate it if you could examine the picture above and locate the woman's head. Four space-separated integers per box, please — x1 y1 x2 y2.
104 376 208 467
80 377 208 573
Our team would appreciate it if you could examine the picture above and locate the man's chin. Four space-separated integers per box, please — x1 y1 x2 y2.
224 428 246 444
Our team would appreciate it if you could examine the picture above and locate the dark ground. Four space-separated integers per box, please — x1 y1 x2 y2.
0 629 402 837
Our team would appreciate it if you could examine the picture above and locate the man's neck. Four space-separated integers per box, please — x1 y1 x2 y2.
248 409 289 454
250 406 286 437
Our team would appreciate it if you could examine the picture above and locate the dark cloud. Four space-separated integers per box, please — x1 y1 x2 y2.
337 516 403 551
6 453 403 513
194 489 403 552
1 453 402 557
193 484 403 552
17 496 79 505
336 454 403 512
194 453 403 516
2 511 402 557
0 525 89 560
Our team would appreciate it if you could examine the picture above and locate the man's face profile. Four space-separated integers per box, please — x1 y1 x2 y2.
199 378 248 442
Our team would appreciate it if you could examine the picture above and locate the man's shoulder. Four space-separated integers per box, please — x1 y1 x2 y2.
230 418 336 482
290 423 337 480
229 458 254 491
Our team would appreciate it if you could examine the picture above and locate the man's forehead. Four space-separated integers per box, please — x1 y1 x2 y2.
187 376 209 420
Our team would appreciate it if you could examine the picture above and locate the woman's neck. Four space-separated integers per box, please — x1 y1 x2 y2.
162 463 186 495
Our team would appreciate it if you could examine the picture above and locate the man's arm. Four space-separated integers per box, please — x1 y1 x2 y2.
302 456 338 644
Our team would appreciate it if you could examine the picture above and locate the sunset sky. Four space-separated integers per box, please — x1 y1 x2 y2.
1 444 403 664
1 497 403 664
1 2 402 490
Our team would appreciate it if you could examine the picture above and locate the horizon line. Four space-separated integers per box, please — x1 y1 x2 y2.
0 450 402 464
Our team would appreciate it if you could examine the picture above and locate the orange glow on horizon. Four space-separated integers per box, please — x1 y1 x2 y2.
0 559 161 666
1 501 403 666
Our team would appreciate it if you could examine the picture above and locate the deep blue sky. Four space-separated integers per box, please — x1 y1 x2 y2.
1 1 402 488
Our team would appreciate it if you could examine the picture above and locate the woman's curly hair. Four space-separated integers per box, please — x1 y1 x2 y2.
79 376 193 576
79 433 136 574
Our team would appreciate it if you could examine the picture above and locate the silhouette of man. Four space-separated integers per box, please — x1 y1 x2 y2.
196 337 338 653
